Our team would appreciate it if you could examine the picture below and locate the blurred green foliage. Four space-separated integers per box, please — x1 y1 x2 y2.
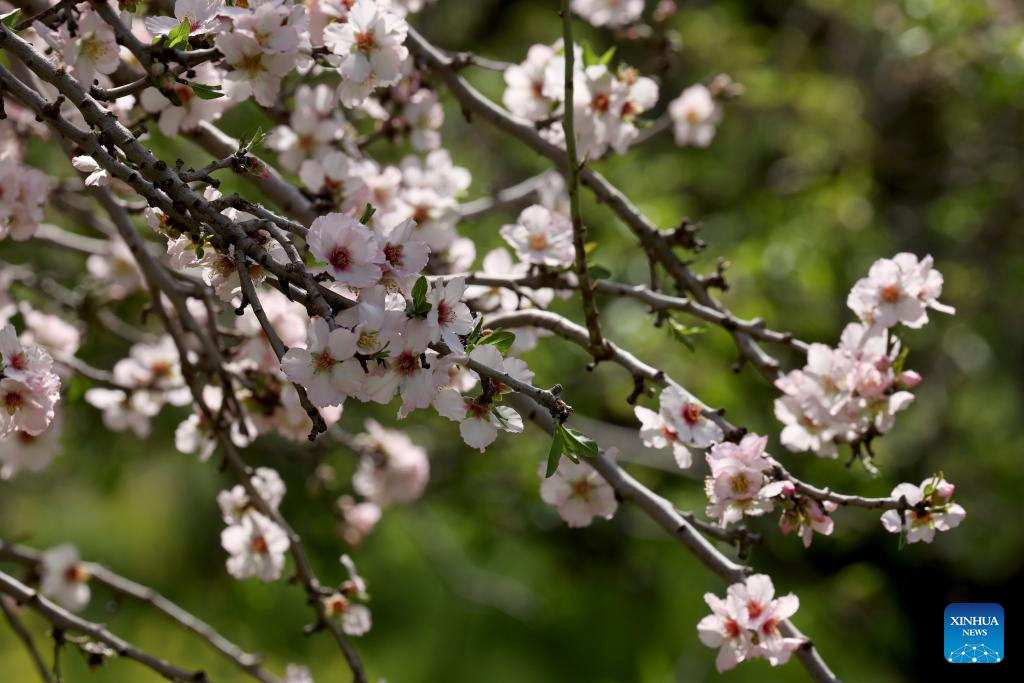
3 0 1023 681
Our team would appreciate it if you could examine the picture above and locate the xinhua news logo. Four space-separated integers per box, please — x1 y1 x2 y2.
945 603 1004 663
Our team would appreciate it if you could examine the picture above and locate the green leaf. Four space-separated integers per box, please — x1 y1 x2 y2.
561 425 598 459
584 241 599 254
892 344 910 375
598 46 616 66
477 329 516 354
188 82 224 100
464 317 485 349
359 204 376 224
407 276 432 318
587 265 612 281
1 8 21 29
412 276 428 307
545 427 565 478
166 18 191 50
666 319 706 351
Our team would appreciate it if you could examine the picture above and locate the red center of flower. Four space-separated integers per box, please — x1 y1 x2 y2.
313 349 337 373
151 361 172 379
730 475 751 495
881 284 901 303
328 246 352 271
531 81 544 98
3 390 23 414
527 232 548 251
383 242 404 266
570 478 592 499
394 351 419 376
411 205 431 223
681 402 702 426
325 594 349 616
661 425 678 442
591 93 610 112
725 619 741 639
64 565 90 584
747 600 764 620
761 617 779 635
465 398 489 419
355 32 376 53
436 301 455 325
621 100 637 117
250 536 269 554
8 351 28 372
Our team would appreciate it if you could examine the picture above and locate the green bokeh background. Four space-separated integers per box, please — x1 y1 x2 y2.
3 0 1023 680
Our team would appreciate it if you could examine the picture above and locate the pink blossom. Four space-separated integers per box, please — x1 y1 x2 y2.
538 450 618 528
669 85 722 147
280 318 363 407
500 205 575 268
221 512 290 582
658 384 724 448
352 419 430 506
880 476 965 544
307 213 387 288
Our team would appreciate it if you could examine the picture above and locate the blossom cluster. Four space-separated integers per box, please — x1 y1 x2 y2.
218 467 291 582
635 384 724 468
0 155 50 241
503 41 659 157
775 253 954 458
880 475 965 544
697 574 803 672
0 323 62 477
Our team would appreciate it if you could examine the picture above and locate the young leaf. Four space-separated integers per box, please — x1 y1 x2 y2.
666 319 706 351
598 46 617 66
582 41 599 68
892 344 910 375
412 276 428 307
545 427 565 478
188 82 224 100
166 18 191 51
561 426 598 459
477 329 516 354
465 316 485 349
359 203 377 224
1 8 21 29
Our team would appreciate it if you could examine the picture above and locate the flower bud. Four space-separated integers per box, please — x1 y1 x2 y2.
896 370 922 389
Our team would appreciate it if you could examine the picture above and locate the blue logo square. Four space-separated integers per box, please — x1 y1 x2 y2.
945 603 1004 663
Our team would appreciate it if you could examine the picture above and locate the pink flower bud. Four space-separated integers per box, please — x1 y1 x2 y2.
896 370 922 388
935 480 955 499
781 481 796 496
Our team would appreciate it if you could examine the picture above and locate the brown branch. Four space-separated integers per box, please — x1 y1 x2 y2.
0 541 280 683
0 570 207 682
1 594 54 683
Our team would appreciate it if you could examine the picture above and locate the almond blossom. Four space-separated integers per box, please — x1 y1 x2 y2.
351 419 430 506
221 511 290 582
538 449 618 528
322 555 372 636
39 544 91 612
0 156 50 241
216 31 295 107
697 574 803 672
500 205 576 268
0 413 62 479
1 323 61 437
847 253 954 330
634 405 694 468
658 384 724 448
280 318 363 407
880 476 965 544
307 213 387 288
35 10 119 88
572 0 645 28
503 43 560 121
704 434 785 526
323 0 410 107
668 84 722 147
778 493 837 547
144 0 220 37
427 277 474 352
